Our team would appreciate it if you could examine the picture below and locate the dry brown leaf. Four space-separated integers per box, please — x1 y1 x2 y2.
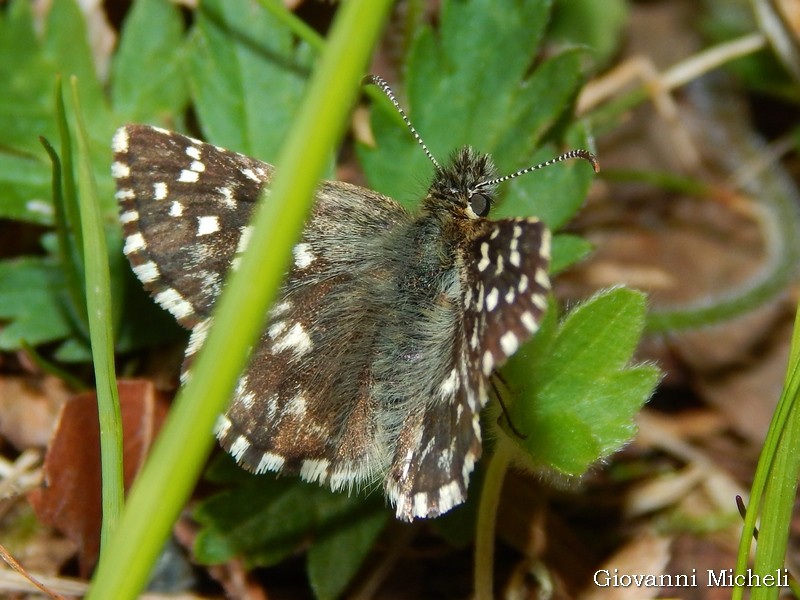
0 375 70 450
27 380 169 576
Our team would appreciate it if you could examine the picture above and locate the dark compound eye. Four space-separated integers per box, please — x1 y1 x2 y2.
469 192 490 217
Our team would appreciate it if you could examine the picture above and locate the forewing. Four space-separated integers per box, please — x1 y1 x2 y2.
462 217 551 378
115 124 411 492
113 124 270 329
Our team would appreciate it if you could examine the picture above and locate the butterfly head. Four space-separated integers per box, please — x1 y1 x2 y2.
426 146 499 220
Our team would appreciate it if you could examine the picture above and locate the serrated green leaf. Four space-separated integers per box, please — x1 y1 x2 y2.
186 0 315 161
358 0 593 219
111 0 189 123
0 257 75 350
504 288 660 474
0 0 115 223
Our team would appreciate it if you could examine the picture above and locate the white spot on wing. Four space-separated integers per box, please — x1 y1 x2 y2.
535 267 549 289
256 452 285 473
217 186 236 209
482 350 494 376
240 391 256 409
485 287 499 312
115 189 134 201
521 311 538 333
186 318 212 357
196 215 220 236
119 209 139 224
123 232 146 255
540 228 552 259
111 161 130 178
186 146 201 160
214 414 232 437
154 287 194 320
241 167 260 182
169 201 183 217
132 260 160 283
112 127 129 153
268 321 287 339
287 392 307 417
439 368 459 398
438 480 463 514
229 435 251 461
270 301 292 318
236 225 252 254
293 243 315 269
273 322 313 356
153 182 168 200
178 169 198 183
300 459 330 482
500 331 519 356
477 242 490 272
412 492 429 518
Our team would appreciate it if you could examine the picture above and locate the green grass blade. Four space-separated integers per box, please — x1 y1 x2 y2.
69 77 124 556
733 302 800 599
86 1 392 597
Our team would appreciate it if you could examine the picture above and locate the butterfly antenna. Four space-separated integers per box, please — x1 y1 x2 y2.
478 148 599 189
364 75 441 170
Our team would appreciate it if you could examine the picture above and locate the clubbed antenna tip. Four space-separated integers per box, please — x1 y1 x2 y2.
478 148 599 189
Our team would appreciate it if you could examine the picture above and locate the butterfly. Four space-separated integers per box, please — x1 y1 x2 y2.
113 75 597 521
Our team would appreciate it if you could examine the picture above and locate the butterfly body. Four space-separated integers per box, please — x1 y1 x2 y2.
114 124 553 521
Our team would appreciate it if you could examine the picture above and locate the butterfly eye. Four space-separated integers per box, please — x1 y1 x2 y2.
469 192 490 217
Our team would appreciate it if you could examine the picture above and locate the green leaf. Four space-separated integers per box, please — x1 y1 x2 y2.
551 233 592 275
0 0 115 224
0 257 74 350
504 288 661 474
111 0 189 123
0 154 53 224
0 0 56 156
194 474 318 566
195 457 387 575
186 0 315 160
550 0 629 68
494 123 597 229
307 503 388 600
